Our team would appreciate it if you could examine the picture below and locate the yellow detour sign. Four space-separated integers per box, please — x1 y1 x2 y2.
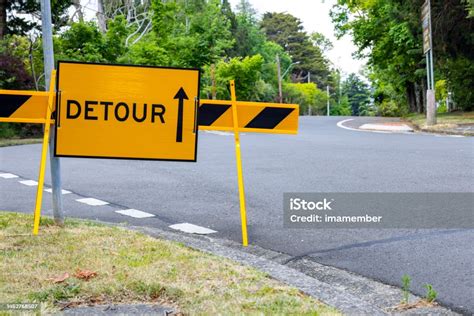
0 90 51 123
55 61 200 161
198 100 298 134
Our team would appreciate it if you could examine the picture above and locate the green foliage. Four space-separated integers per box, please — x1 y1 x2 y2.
424 284 438 302
331 95 352 116
401 274 411 304
119 36 170 66
150 0 234 68
209 55 266 101
0 37 34 89
57 22 106 62
378 100 403 117
444 57 474 111
342 73 371 116
283 83 327 115
332 0 474 113
261 12 331 88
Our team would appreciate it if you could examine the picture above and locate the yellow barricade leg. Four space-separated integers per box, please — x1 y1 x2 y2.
33 70 56 235
230 80 249 247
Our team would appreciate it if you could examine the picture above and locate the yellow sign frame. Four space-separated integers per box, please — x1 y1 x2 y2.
200 82 299 246
0 71 56 235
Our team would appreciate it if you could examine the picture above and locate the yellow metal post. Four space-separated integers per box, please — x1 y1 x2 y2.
33 70 56 235
230 80 249 247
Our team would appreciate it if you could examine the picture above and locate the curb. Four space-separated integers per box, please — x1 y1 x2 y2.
124 224 459 315
403 121 473 137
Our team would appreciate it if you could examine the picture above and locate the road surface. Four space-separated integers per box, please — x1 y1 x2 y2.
1 116 473 313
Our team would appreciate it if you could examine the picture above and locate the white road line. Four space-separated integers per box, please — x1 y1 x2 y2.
19 180 38 186
434 134 465 138
44 188 72 195
0 173 19 179
205 131 234 136
115 209 155 218
336 119 390 134
169 223 217 235
76 198 109 206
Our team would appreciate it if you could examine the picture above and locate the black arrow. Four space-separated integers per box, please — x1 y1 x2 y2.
174 87 188 143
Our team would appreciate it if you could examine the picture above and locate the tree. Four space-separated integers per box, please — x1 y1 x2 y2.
201 54 276 101
3 0 72 37
342 73 371 116
0 0 6 39
283 83 328 115
332 0 474 113
150 0 233 68
260 12 331 88
310 32 333 54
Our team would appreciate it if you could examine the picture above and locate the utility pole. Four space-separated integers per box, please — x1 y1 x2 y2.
327 86 330 116
41 0 64 225
307 72 311 116
422 0 436 125
211 63 216 100
276 54 283 103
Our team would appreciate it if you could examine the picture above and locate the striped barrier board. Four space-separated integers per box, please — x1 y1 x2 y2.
198 99 299 134
0 90 51 123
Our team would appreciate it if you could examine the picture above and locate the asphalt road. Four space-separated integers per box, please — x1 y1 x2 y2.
1 117 473 314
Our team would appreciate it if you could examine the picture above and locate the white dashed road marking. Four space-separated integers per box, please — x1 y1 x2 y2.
45 188 72 195
76 198 109 206
0 173 19 179
205 131 234 136
19 180 38 186
115 209 155 218
169 223 217 235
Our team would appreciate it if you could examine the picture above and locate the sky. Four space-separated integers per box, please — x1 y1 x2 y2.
80 0 366 76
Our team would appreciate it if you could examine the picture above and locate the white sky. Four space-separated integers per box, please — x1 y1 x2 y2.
80 0 365 76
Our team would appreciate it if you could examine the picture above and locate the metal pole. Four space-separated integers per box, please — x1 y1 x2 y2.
425 0 436 125
428 0 435 91
276 54 282 103
327 85 330 116
41 0 64 225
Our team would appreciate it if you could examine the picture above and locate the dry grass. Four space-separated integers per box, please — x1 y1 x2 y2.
405 112 474 127
0 212 338 315
0 138 42 147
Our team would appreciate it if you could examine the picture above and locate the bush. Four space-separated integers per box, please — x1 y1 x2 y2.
378 100 402 117
445 57 474 111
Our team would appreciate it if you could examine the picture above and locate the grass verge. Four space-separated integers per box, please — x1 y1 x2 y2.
404 112 474 135
0 212 337 315
0 138 42 147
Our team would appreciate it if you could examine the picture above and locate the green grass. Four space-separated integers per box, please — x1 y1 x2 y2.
0 212 338 315
0 138 42 147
